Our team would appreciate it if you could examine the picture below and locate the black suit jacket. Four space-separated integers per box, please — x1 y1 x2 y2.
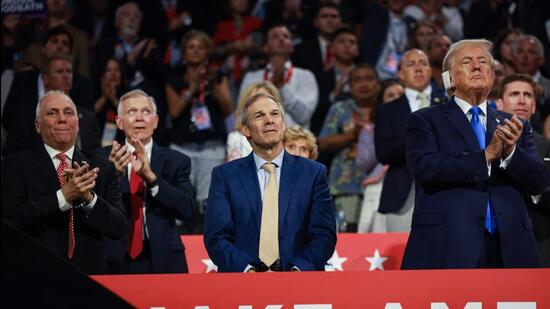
98 143 195 273
1 147 128 274
528 131 550 267
292 36 324 75
2 69 96 155
375 92 447 214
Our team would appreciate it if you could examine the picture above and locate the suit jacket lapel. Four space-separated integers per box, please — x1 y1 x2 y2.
150 143 164 180
279 152 298 224
442 98 480 150
34 147 60 191
238 153 262 232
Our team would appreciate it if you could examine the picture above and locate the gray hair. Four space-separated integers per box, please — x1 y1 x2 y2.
35 90 75 120
117 89 158 115
512 34 544 57
115 2 142 22
240 92 285 127
442 39 494 95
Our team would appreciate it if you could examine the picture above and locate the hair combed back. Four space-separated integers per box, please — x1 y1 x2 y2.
117 89 158 115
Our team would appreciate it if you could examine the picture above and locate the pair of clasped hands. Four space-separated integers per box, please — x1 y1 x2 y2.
485 114 524 163
62 161 98 205
108 139 157 183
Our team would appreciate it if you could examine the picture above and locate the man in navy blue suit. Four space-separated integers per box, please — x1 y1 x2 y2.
402 39 549 269
100 90 195 273
204 93 336 272
375 48 446 232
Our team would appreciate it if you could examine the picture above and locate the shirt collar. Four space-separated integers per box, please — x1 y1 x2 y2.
125 139 154 156
454 96 488 116
266 60 292 71
44 144 75 161
404 85 432 102
253 149 285 171
533 71 541 83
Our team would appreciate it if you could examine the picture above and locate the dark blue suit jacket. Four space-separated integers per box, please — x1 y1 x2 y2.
99 143 195 273
204 151 336 272
402 98 549 269
375 92 446 214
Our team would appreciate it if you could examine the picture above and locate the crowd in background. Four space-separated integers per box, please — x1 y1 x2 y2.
2 0 550 236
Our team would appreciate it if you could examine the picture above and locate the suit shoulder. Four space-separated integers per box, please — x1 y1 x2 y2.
161 146 192 164
379 95 408 112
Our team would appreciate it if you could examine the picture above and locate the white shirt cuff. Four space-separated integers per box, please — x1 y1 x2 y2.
82 191 98 213
244 264 255 272
499 145 516 169
57 189 72 212
149 185 159 197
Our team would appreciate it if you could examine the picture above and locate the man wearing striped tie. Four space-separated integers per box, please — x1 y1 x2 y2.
402 39 549 269
1 90 128 274
204 92 336 272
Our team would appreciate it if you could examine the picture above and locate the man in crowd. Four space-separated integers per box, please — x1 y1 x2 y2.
375 48 446 232
496 73 550 267
239 24 318 129
100 90 195 273
2 26 94 155
1 91 127 274
293 1 343 74
205 92 336 272
402 39 548 269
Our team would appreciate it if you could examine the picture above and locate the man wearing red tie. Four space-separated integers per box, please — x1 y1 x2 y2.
100 89 195 274
1 90 127 274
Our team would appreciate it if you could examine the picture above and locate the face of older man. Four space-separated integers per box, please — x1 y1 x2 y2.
497 81 536 121
514 38 544 76
116 3 141 38
35 93 79 152
450 46 494 99
116 95 158 145
399 49 431 92
242 97 286 150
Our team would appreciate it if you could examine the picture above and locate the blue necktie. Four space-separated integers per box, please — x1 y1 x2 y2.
469 107 497 234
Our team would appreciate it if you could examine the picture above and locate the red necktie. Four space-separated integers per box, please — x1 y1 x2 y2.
128 168 145 259
56 153 75 259
325 44 333 67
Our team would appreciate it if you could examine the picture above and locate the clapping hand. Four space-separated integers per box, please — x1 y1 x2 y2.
62 161 99 204
109 141 131 179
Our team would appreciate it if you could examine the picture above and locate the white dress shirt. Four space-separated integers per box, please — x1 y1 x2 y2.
405 85 432 112
239 61 319 129
45 144 97 213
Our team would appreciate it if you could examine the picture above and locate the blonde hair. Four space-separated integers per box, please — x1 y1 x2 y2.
442 39 494 95
235 81 281 130
283 125 318 160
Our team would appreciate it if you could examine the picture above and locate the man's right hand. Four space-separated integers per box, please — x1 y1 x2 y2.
109 141 131 179
62 162 99 204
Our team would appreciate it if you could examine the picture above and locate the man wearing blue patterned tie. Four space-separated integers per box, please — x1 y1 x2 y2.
401 39 549 269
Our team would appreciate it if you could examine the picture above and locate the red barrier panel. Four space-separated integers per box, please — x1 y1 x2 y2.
92 269 550 308
182 233 409 273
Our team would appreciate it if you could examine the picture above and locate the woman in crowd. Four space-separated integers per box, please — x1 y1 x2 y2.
493 28 522 76
283 125 318 160
94 57 127 146
356 78 405 233
165 30 232 228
